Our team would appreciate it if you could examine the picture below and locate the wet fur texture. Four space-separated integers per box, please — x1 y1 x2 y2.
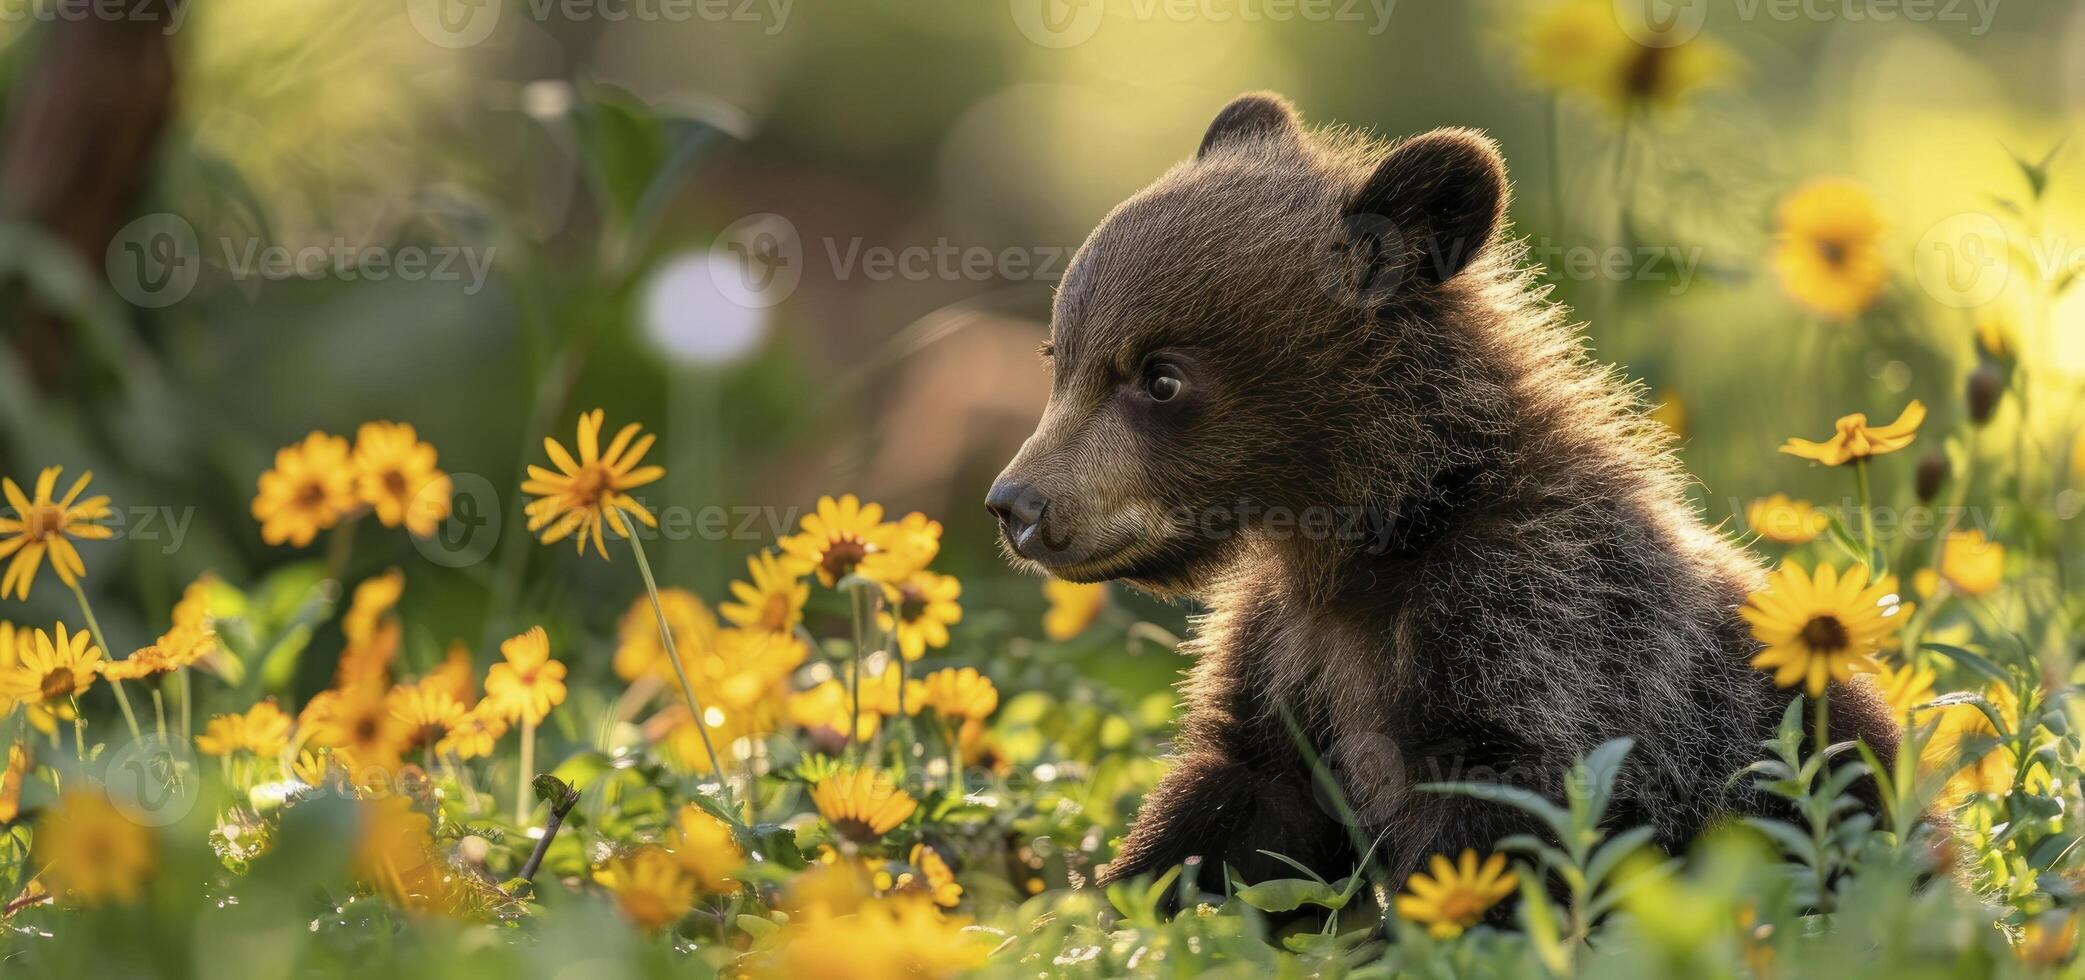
990 94 1899 893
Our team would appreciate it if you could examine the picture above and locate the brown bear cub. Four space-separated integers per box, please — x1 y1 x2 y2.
986 93 1899 898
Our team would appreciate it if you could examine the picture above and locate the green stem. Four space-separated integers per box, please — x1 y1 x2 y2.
69 698 84 762
1853 459 1877 563
847 585 867 752
68 580 140 742
516 716 536 826
323 517 359 584
151 687 168 744
625 524 729 798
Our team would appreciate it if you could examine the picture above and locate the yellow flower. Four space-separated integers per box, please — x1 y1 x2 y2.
1517 0 1731 115
719 551 809 635
811 767 918 843
871 512 943 582
1746 494 1829 545
600 845 695 933
879 570 962 662
1771 178 1887 320
0 743 27 824
904 843 962 908
1917 683 2031 809
35 788 156 905
195 700 293 759
1872 661 1936 728
919 667 998 722
1042 579 1106 641
2019 912 2078 967
338 568 405 685
0 467 113 601
1779 400 1925 467
390 683 466 749
756 894 991 980
484 626 566 725
1393 850 1518 939
778 494 900 588
1 623 103 710
522 409 662 559
126 573 227 677
310 679 411 773
354 795 451 909
422 642 476 705
253 431 357 547
670 804 744 892
351 421 451 537
613 588 718 684
789 679 882 744
436 702 508 760
1741 563 1907 697
1932 529 2004 597
100 646 175 682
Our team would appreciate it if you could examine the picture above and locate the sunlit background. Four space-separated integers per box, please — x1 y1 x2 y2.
3 0 2083 675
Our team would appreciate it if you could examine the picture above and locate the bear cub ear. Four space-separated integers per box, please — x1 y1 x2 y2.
1344 127 1509 287
1197 92 1301 159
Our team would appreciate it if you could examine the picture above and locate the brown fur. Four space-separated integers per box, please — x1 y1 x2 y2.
987 94 1898 893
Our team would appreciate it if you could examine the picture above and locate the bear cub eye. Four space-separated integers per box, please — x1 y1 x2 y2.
1143 361 1185 402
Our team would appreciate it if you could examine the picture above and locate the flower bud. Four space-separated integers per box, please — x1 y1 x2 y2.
1915 450 1949 503
1967 363 2005 426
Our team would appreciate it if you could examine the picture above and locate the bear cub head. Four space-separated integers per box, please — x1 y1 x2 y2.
988 93 1516 596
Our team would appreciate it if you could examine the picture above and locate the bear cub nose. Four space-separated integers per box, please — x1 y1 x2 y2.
985 479 1050 555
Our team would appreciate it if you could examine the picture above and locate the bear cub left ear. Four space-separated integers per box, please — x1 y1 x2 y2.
1344 127 1509 287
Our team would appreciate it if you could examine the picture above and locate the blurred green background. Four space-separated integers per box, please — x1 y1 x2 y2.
1 0 2081 683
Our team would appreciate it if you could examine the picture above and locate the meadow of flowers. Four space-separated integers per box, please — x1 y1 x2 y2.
2 1 2083 978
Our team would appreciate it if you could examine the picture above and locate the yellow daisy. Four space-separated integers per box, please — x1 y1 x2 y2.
1779 401 1925 467
1740 562 1907 696
789 678 883 745
1932 529 2004 597
35 788 156 906
253 431 357 548
1394 850 1519 940
522 409 663 559
309 679 411 773
670 804 744 892
868 511 943 582
811 767 918 843
1 622 102 710
903 843 963 908
613 588 718 684
1917 684 2030 809
1771 178 1887 320
436 701 508 760
389 682 466 750
484 626 567 725
1042 579 1106 641
1872 661 1936 728
600 845 696 933
195 700 293 759
1517 0 1731 115
778 494 899 588
762 893 992 978
919 667 998 723
0 743 28 824
352 421 452 537
0 466 114 601
1746 494 1829 545
718 551 809 635
878 570 962 662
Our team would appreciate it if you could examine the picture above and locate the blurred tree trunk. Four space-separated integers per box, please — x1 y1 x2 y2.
0 0 182 381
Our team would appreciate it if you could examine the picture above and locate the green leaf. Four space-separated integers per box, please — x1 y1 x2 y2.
1517 873 1572 976
1584 826 1657 892
1235 878 1348 913
1921 642 2013 687
1417 781 1572 844
1576 737 1637 816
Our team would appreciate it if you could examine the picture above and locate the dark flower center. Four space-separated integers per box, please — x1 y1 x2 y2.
382 470 408 498
1817 239 1848 269
296 482 330 509
821 536 868 581
40 668 74 700
1622 43 1667 100
23 504 63 541
1800 615 1850 653
897 587 927 624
